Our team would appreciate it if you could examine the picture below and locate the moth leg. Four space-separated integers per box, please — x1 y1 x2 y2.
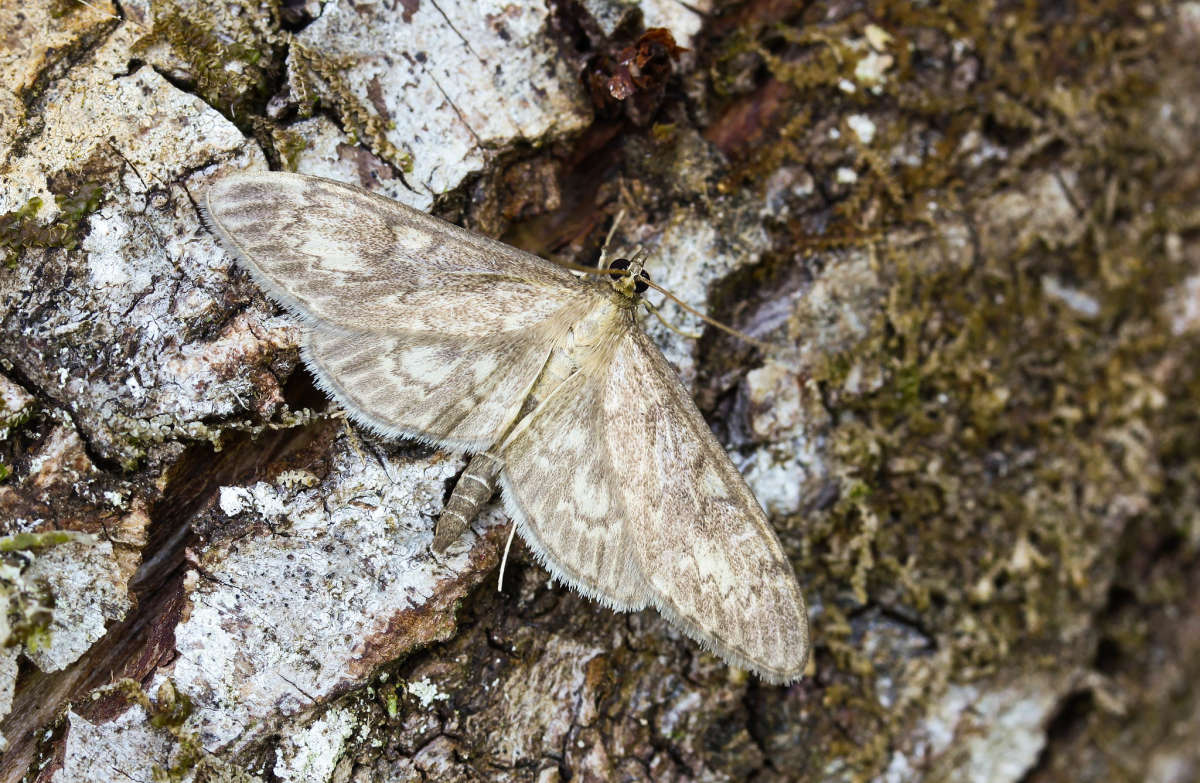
433 452 502 553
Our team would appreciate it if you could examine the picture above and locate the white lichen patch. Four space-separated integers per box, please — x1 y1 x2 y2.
275 470 320 489
847 114 877 145
172 442 503 750
577 0 637 36
53 707 174 783
218 482 289 520
3 57 251 214
0 375 34 439
854 50 895 87
886 674 1074 783
743 361 805 443
0 0 115 95
640 0 711 43
738 447 818 518
0 87 21 154
406 677 447 708
734 361 826 516
637 203 771 388
291 0 590 202
0 43 270 466
577 0 710 42
0 646 17 749
1168 271 1200 335
959 682 1066 782
23 538 131 673
273 707 357 783
284 116 434 212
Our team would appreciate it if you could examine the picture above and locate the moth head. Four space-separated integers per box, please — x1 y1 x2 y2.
608 255 652 299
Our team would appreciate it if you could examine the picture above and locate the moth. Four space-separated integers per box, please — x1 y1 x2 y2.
204 172 810 682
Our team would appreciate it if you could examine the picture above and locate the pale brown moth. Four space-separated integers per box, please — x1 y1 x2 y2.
204 172 809 682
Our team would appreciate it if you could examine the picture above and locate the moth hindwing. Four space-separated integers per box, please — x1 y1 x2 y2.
205 171 810 682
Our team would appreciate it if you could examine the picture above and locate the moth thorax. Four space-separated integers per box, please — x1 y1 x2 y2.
609 257 651 297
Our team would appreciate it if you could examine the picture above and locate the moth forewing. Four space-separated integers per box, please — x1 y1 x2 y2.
206 171 811 682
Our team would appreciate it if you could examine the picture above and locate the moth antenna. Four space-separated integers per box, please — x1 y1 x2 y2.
642 278 773 352
599 210 627 269
643 299 703 341
551 256 773 351
497 522 518 592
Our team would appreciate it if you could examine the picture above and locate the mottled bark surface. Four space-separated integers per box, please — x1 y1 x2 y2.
1 0 1198 781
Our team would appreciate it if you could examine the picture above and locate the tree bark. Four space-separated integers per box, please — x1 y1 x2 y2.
1 0 1198 781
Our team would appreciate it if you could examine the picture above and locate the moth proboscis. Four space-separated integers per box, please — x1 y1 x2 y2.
204 172 810 682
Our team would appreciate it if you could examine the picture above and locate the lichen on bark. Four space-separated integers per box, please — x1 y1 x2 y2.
0 1 1198 782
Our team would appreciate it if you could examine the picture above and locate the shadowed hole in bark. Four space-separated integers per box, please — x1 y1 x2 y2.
1024 690 1096 781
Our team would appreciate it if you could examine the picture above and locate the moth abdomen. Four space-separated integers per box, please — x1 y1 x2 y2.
433 452 502 553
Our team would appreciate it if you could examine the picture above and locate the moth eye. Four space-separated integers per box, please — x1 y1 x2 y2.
609 258 651 294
